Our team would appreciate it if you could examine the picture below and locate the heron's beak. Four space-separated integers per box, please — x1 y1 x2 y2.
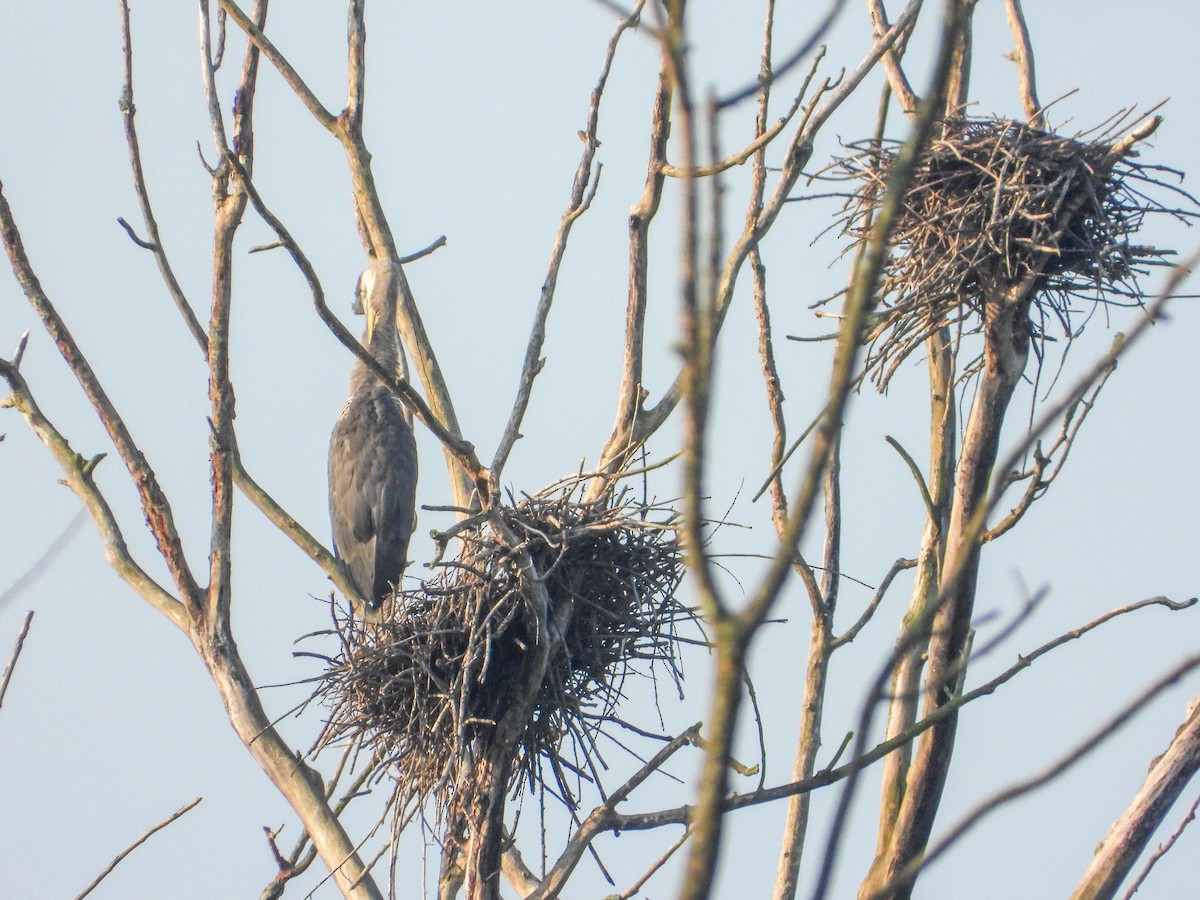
365 303 376 342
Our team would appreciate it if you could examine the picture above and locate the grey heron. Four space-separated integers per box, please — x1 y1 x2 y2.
328 263 418 615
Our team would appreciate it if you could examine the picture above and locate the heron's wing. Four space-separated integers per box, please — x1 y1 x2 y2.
369 399 418 602
329 400 379 605
329 393 418 607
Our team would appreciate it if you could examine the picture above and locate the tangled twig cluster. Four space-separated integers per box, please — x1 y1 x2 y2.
831 117 1193 387
312 475 692 818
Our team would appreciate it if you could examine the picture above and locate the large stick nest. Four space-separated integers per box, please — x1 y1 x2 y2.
830 116 1194 387
311 475 692 817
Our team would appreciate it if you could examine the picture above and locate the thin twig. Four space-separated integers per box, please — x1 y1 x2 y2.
399 235 447 264
716 0 851 110
984 365 1114 542
492 0 643 481
527 723 700 900
0 611 35 713
0 509 87 609
885 434 936 522
618 827 690 898
1120 790 1200 900
73 798 203 900
119 0 209 351
832 557 918 648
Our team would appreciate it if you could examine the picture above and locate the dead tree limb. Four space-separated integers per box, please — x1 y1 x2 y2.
1072 698 1200 900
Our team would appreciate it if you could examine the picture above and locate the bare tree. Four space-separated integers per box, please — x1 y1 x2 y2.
2 2 1198 899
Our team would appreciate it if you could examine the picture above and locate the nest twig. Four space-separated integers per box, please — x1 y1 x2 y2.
311 474 693 823
827 116 1196 388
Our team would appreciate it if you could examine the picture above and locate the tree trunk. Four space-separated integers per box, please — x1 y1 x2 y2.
862 287 1031 899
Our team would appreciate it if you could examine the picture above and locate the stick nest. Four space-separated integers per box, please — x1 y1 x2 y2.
831 117 1192 387
312 476 691 816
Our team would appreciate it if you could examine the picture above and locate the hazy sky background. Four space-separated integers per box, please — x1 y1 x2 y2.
1 2 1198 898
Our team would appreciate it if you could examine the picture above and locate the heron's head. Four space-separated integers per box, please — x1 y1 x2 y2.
352 264 391 345
353 262 398 343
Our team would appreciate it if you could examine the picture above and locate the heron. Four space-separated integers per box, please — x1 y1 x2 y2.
328 262 418 616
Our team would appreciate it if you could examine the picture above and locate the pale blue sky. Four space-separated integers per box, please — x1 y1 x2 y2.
1 3 1198 898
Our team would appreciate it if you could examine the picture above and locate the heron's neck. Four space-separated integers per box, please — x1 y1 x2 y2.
350 317 401 394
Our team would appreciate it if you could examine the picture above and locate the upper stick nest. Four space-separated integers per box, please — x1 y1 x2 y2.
312 474 691 817
830 116 1193 387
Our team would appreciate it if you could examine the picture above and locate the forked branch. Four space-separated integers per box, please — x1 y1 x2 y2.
0 186 202 609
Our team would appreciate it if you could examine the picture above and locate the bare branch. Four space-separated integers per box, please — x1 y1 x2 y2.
73 798 203 900
1073 697 1200 900
217 0 338 131
867 0 921 115
618 827 690 898
984 363 1114 542
1107 115 1162 163
197 0 258 627
863 338 952 878
399 235 447 264
0 355 188 629
115 216 155 250
628 0 925 457
1004 0 1044 128
884 434 936 522
119 0 209 352
500 842 541 898
346 0 366 130
795 0 923 152
590 59 671 493
831 556 918 648
262 753 389 899
661 85 805 179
